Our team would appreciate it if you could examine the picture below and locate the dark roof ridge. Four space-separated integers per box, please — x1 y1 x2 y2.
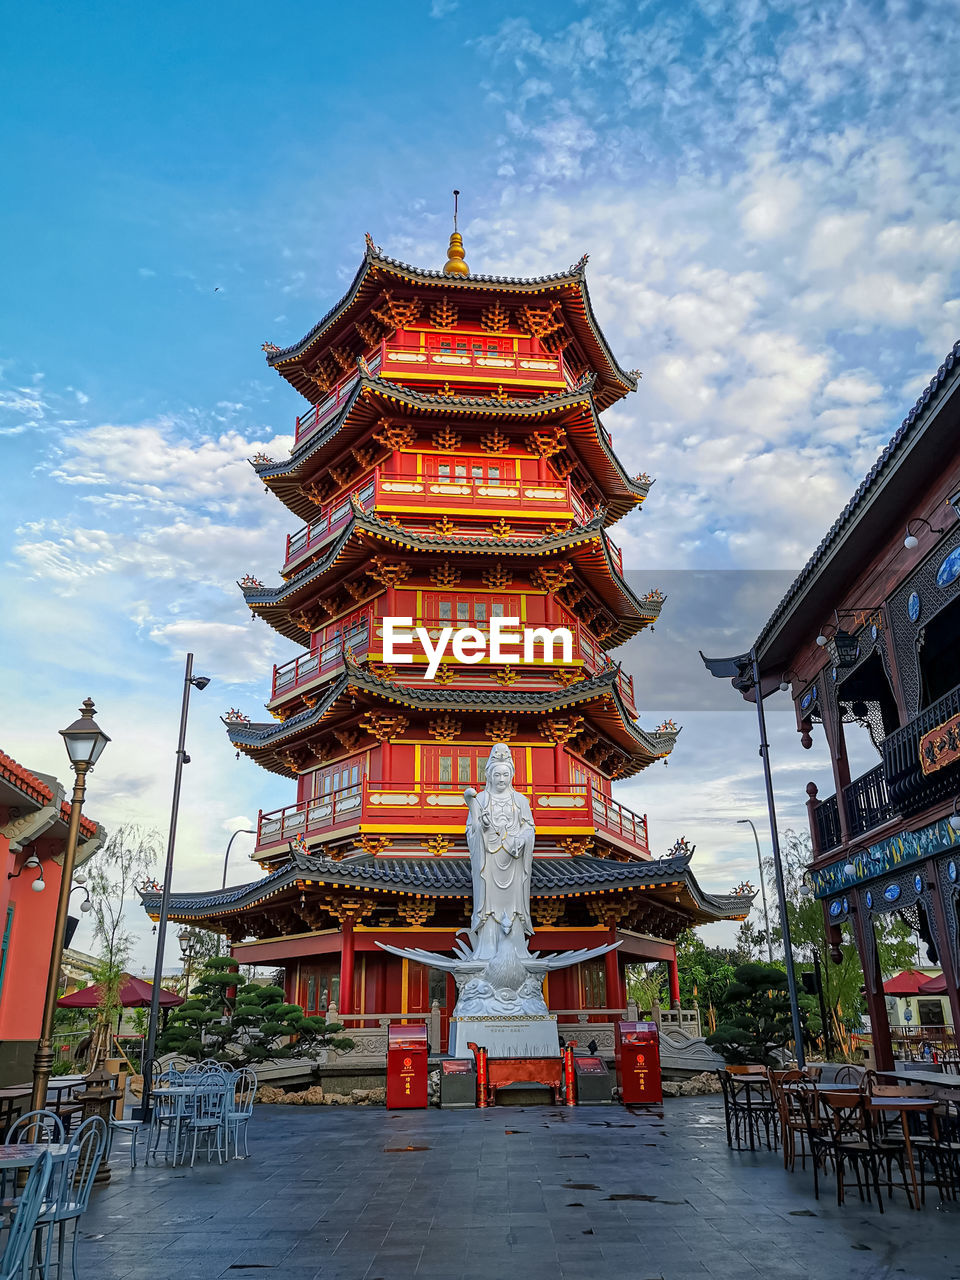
756 339 960 655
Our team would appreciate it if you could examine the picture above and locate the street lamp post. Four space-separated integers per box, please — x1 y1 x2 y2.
222 828 256 890
700 647 806 1068
178 927 199 997
31 699 110 1114
141 654 209 1120
737 818 774 964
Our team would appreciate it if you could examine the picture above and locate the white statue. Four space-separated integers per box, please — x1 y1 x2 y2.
377 744 618 1056
464 742 535 959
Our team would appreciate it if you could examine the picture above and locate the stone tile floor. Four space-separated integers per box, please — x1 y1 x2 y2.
77 1098 959 1280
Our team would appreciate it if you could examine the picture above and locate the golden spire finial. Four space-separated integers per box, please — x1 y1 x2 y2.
442 189 469 276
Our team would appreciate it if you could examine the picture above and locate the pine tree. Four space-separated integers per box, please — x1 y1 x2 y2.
159 957 354 1065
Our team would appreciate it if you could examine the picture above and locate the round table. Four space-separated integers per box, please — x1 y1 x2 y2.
0 1143 69 1170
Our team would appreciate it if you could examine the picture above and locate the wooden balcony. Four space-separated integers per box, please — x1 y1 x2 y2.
294 352 382 445
284 481 376 571
271 612 373 700
812 763 897 854
256 780 649 856
377 470 588 524
883 679 960 815
378 343 569 393
282 469 596 573
270 610 635 710
292 337 569 448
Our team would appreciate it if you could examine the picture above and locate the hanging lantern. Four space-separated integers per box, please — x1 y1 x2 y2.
825 627 859 668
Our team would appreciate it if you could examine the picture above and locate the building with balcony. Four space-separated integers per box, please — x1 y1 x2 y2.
722 339 960 1071
1 748 104 1084
141 225 749 1053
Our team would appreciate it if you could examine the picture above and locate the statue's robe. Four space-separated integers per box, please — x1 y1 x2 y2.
466 786 535 939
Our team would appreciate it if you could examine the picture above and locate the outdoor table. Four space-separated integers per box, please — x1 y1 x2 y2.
864 1095 940 1209
0 1143 70 1170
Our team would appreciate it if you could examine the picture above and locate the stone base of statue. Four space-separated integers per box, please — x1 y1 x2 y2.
448 1014 560 1060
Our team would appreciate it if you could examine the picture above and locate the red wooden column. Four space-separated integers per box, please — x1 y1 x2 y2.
850 903 894 1072
339 915 356 1015
924 868 960 1040
667 948 681 1007
604 935 621 1012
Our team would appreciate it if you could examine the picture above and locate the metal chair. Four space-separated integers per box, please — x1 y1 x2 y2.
148 1085 188 1165
108 1114 147 1169
4 1111 64 1146
225 1069 256 1159
0 1153 53 1280
0 1111 64 1205
35 1115 107 1280
185 1080 228 1167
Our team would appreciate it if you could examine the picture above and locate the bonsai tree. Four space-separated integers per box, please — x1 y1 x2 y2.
706 962 794 1067
159 957 354 1065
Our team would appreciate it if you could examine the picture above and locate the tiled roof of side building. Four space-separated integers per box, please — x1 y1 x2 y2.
139 852 749 921
755 339 960 655
0 749 54 805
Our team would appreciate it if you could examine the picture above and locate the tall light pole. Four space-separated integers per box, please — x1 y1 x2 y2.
141 654 209 1118
31 699 110 1113
222 827 256 890
737 818 774 964
701 647 806 1068
177 927 199 997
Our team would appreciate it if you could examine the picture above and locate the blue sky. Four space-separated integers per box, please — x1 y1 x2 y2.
3 1 959 970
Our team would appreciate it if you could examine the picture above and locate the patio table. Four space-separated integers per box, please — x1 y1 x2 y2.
0 1143 70 1170
864 1095 940 1209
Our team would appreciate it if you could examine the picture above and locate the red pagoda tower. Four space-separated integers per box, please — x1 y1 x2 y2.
143 224 747 1056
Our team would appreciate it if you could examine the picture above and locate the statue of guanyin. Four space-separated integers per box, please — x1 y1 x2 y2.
377 742 618 1036
464 742 535 959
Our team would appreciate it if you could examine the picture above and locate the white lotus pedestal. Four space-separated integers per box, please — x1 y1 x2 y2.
448 1013 560 1060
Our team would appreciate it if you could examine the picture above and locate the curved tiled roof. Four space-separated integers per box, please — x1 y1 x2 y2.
756 340 960 656
139 851 749 923
0 749 54 805
241 508 656 646
261 244 637 410
251 373 650 524
222 665 678 776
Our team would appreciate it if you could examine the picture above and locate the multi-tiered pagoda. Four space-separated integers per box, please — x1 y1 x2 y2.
144 224 747 1048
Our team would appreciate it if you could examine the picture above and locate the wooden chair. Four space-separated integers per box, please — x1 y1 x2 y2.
771 1073 810 1170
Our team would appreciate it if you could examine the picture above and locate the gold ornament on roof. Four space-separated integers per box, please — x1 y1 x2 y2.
442 190 470 276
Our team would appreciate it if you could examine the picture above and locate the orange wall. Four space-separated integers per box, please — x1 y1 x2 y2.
0 831 64 1041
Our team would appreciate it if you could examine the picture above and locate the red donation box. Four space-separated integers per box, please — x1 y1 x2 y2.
616 1020 662 1105
386 1023 429 1109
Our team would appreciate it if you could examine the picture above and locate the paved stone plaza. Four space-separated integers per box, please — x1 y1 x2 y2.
77 1098 958 1280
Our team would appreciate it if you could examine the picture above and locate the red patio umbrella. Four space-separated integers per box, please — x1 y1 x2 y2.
919 972 947 994
882 969 932 996
57 973 184 1009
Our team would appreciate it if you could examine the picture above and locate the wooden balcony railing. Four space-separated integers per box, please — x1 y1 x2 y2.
294 352 382 444
379 344 568 390
813 792 842 854
271 612 372 700
843 763 896 837
256 780 649 856
812 762 897 853
292 336 569 447
378 470 587 523
284 481 376 568
883 678 960 814
283 469 597 571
